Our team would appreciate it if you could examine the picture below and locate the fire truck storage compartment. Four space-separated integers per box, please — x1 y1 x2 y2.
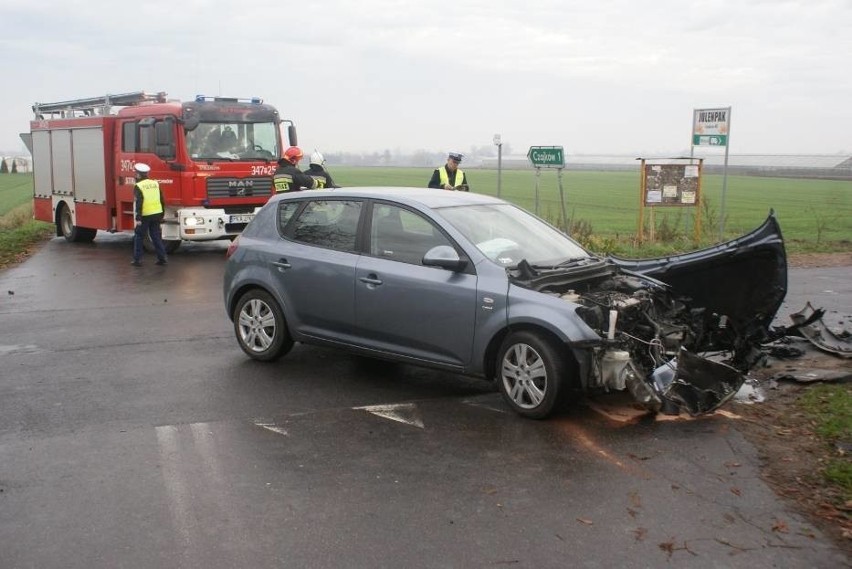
33 122 111 229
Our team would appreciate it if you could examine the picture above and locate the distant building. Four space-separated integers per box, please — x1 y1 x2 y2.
0 156 31 172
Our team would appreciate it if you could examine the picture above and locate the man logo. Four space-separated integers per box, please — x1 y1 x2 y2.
228 180 254 188
228 179 253 197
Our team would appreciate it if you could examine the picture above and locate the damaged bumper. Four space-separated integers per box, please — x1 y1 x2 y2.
650 350 746 416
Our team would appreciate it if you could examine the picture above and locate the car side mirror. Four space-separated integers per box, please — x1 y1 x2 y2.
422 245 467 271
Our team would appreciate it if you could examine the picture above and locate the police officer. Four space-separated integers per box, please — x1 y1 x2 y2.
303 150 338 189
428 152 469 191
273 146 319 193
131 163 167 266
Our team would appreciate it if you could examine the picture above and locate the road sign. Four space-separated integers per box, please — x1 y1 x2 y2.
692 134 728 146
692 108 730 147
527 146 564 168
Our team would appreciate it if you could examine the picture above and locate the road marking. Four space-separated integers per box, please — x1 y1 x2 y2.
462 394 508 413
155 425 197 563
155 422 261 568
252 419 289 436
0 344 43 355
355 403 425 428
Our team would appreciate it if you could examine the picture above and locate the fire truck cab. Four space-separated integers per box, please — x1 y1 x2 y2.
22 91 296 252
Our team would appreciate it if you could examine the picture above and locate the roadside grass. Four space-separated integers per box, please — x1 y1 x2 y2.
0 203 53 269
799 384 852 500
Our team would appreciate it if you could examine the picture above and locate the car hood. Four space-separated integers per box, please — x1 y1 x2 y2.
608 211 787 342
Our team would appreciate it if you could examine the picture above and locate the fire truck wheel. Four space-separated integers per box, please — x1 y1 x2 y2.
58 204 96 243
233 289 294 362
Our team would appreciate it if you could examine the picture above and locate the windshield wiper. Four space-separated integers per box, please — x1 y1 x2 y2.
556 256 597 267
526 257 593 271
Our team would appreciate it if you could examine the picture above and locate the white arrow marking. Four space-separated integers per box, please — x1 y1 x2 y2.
252 419 289 436
356 403 425 428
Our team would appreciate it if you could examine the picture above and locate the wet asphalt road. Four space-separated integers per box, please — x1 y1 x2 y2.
0 234 849 568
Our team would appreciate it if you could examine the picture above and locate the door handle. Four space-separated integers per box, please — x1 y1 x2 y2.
272 259 291 271
359 274 383 286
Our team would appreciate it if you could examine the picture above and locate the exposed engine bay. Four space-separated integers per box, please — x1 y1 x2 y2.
510 257 769 416
504 212 791 416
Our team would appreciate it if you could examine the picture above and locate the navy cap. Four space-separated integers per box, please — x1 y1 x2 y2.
448 152 463 162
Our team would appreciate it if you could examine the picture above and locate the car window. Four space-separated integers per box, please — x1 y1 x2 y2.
290 200 362 252
438 203 589 267
370 203 454 265
276 202 300 235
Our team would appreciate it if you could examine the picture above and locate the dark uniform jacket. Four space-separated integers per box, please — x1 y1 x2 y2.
273 163 317 193
303 164 337 189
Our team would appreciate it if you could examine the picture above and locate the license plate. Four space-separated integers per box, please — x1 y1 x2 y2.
230 214 254 224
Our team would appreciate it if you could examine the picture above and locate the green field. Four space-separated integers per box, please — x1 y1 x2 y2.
0 173 35 216
330 167 852 251
1 170 850 256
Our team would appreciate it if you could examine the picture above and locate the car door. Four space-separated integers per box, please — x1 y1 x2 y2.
273 198 363 343
354 202 478 368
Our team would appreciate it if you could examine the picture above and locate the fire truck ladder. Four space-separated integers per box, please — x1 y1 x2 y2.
32 91 168 119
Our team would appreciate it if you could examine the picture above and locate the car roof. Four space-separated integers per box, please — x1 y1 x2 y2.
268 187 506 209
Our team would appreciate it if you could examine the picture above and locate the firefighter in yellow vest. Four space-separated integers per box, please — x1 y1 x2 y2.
131 163 168 266
428 152 469 191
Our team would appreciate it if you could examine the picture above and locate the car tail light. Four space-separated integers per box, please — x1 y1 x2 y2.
225 236 240 259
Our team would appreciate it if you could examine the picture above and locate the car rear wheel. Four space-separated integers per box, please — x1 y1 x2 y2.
233 290 293 361
497 331 568 419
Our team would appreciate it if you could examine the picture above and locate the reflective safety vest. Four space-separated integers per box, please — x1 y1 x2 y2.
274 173 294 192
438 166 465 189
136 179 163 216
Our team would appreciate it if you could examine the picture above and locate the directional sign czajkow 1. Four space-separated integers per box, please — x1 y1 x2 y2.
527 146 564 168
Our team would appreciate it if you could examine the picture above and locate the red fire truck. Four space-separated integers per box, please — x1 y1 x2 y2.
20 91 297 252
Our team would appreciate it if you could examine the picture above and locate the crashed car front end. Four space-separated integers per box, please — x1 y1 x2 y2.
507 212 787 416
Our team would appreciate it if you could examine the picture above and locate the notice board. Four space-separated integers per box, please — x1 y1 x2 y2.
642 163 701 207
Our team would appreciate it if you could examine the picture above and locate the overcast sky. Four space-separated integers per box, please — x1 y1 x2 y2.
2 0 850 157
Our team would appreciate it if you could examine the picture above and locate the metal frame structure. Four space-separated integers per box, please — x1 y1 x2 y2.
32 91 168 119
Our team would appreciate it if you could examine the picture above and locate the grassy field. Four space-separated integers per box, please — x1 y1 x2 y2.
0 173 35 216
1 170 849 260
329 167 852 253
0 173 53 268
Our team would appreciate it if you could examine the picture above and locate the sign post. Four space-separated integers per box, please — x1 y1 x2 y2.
493 134 503 198
527 146 566 224
691 107 731 240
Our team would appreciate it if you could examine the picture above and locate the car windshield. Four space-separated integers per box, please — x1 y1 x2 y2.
185 121 278 161
437 203 591 268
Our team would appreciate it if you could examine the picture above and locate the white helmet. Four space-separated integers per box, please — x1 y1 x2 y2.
310 150 325 166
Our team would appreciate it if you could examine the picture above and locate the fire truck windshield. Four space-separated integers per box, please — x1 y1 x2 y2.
186 121 279 161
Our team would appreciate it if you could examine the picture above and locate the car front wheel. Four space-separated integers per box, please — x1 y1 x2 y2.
497 331 568 419
233 290 293 361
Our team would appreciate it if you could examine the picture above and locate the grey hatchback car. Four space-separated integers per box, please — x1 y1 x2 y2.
224 187 787 419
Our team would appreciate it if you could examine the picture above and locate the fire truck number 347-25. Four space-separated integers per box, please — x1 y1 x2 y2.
251 165 277 176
